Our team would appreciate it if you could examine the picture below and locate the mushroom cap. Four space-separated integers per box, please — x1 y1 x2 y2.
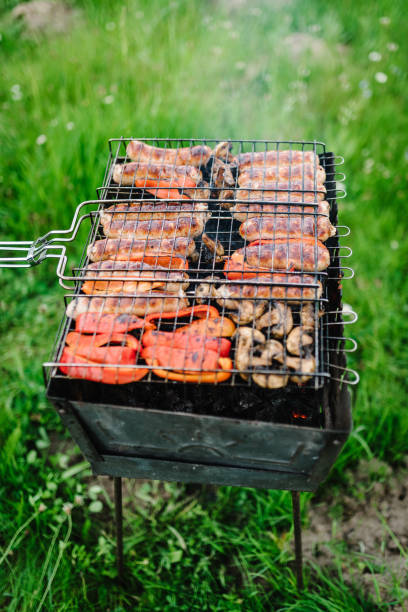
252 373 289 389
286 326 313 356
256 302 293 338
231 300 266 324
234 327 266 380
286 355 316 384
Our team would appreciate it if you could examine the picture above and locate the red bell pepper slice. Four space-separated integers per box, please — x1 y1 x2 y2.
175 317 236 338
60 347 148 384
142 344 222 372
133 179 191 200
66 331 140 351
145 355 233 383
75 313 155 335
145 305 219 325
141 330 231 357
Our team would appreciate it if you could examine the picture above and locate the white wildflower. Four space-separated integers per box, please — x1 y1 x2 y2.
11 84 22 101
66 122 74 130
213 47 222 56
229 31 239 39
390 240 399 250
249 7 261 16
36 134 47 146
364 158 374 174
343 303 353 314
387 42 398 52
379 16 391 25
235 61 246 70
222 21 232 30
103 95 114 105
74 495 84 506
368 51 382 62
63 502 73 515
105 22 115 31
38 503 47 512
375 72 388 83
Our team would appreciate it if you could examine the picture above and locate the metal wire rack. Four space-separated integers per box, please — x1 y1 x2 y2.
0 139 358 394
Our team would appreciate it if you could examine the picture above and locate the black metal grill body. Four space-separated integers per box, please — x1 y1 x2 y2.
44 139 354 492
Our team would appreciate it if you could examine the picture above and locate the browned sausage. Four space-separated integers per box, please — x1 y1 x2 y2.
238 163 326 185
87 237 196 262
239 215 335 242
234 187 325 202
100 202 209 224
237 150 320 171
231 200 330 222
216 276 323 302
231 238 330 272
127 141 212 167
101 216 206 240
66 294 189 320
82 260 189 295
113 162 202 185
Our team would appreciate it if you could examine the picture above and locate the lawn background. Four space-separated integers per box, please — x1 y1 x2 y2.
1 0 408 609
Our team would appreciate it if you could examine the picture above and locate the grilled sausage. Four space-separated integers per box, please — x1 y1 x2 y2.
236 179 326 199
113 162 202 186
81 260 189 295
216 276 323 302
237 150 320 171
229 238 330 272
66 294 189 320
87 237 196 262
234 187 325 203
238 163 326 185
101 216 207 240
100 202 209 224
231 201 330 222
127 141 212 167
239 215 335 242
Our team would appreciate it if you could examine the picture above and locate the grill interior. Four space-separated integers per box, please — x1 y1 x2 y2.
44 139 357 426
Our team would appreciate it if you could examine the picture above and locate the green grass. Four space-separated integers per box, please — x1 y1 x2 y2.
1 0 408 609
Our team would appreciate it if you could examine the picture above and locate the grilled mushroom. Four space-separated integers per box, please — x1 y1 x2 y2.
214 141 233 160
251 340 288 388
252 372 289 389
230 300 266 324
286 355 316 384
218 190 235 206
202 233 225 263
256 302 293 338
299 303 324 331
234 327 265 381
286 326 313 356
195 275 221 303
211 158 235 190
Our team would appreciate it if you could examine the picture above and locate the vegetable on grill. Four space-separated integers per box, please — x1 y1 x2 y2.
60 332 148 384
75 313 155 334
142 330 231 357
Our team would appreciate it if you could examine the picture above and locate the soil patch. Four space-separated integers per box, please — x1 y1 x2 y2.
304 458 408 606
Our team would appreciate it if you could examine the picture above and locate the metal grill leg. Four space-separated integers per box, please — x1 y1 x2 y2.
114 477 124 579
291 491 304 591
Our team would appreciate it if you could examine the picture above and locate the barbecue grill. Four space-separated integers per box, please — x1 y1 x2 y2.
0 138 358 589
